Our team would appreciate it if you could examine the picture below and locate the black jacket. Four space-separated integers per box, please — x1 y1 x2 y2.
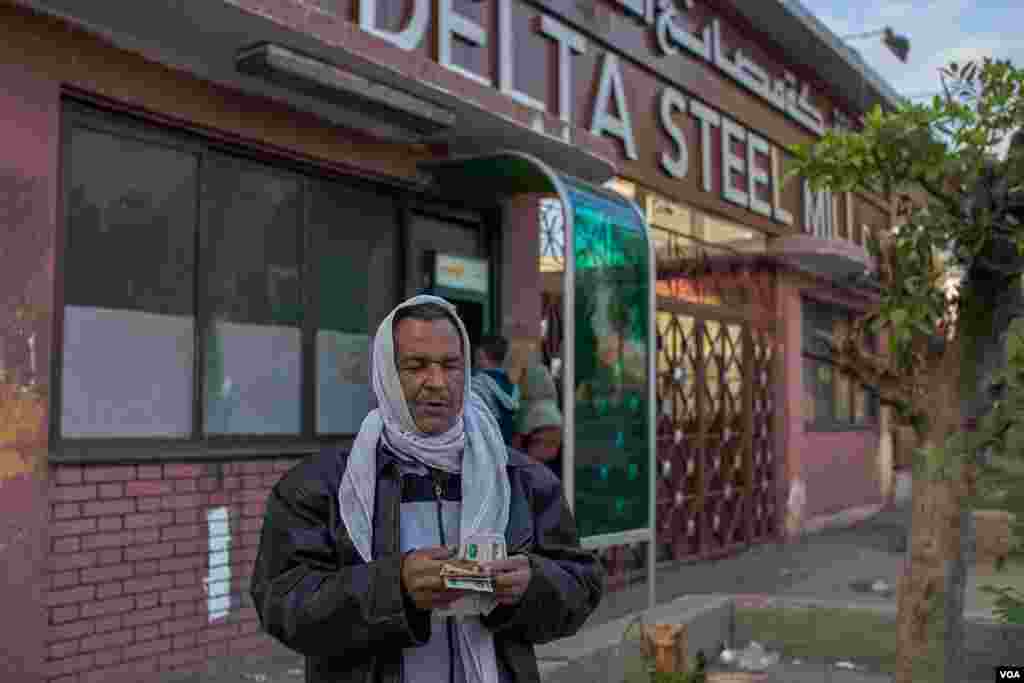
250 444 604 683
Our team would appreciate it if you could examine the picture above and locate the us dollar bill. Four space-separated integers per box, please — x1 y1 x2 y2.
459 536 506 564
443 576 494 593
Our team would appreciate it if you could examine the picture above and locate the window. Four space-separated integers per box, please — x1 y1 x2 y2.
802 298 879 429
58 104 398 447
202 155 304 435
61 127 198 437
311 180 398 435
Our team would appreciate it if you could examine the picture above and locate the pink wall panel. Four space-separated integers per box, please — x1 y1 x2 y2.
0 60 61 683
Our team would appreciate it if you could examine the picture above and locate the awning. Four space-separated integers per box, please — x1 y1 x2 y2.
769 233 881 293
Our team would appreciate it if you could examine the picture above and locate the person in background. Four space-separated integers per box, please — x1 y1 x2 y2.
513 363 564 479
472 334 520 446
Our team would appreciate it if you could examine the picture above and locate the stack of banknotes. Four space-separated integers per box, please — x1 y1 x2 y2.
440 538 507 593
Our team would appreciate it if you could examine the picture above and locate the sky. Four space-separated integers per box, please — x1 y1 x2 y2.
800 0 1024 102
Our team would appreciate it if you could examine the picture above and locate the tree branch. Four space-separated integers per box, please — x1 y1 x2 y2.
916 176 964 216
815 331 920 411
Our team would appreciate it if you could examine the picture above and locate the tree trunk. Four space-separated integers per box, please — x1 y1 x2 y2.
895 468 965 683
942 266 1024 681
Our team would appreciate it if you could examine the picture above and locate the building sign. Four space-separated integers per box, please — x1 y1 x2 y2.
434 253 489 294
354 0 863 239
650 0 825 136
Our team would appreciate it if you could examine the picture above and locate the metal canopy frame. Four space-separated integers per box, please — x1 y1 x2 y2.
419 151 658 609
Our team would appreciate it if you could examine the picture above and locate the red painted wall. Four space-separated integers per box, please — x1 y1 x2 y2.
799 430 881 517
0 58 60 683
777 272 883 524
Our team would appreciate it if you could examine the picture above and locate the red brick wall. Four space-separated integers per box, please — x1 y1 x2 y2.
45 458 300 683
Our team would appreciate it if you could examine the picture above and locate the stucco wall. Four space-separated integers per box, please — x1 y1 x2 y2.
0 52 61 683
776 271 883 527
0 3 428 186
500 194 545 382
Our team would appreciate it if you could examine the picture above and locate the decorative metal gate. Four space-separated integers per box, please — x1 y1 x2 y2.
654 301 779 561
540 292 779 573
537 190 780 578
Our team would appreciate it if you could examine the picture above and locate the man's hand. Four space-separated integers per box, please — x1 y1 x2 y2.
401 546 468 611
480 555 532 606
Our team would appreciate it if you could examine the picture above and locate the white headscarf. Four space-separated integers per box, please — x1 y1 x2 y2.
338 295 510 683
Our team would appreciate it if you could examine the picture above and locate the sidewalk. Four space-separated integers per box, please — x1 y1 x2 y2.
159 503 1003 683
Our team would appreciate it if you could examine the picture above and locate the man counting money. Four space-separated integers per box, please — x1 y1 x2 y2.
251 295 604 683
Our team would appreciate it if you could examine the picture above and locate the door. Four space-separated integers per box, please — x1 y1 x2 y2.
405 207 492 347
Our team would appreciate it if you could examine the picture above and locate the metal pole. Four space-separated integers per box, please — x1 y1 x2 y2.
647 223 658 610
562 193 576 514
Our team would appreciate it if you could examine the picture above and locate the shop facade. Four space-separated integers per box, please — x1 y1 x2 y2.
0 0 899 680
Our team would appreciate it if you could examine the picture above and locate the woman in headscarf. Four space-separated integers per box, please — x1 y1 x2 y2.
251 295 603 683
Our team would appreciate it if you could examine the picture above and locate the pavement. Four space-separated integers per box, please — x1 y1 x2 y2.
159 503 1012 683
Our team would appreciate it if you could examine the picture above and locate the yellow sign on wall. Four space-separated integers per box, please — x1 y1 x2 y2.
435 254 489 294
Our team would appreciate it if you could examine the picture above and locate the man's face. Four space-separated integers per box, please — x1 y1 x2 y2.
394 316 465 435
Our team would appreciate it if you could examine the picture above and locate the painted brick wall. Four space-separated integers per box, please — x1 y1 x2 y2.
45 458 299 683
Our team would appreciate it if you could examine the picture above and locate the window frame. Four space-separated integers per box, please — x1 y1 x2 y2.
52 99 418 463
801 296 880 432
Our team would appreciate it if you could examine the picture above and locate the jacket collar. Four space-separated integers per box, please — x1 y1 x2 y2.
373 437 532 476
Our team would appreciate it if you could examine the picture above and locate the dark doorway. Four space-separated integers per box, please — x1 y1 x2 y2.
449 298 484 350
405 207 493 348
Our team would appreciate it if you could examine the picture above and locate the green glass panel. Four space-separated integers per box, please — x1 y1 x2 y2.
567 179 651 540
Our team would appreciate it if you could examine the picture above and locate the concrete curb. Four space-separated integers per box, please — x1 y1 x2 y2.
538 593 1021 683
728 593 999 622
537 595 733 683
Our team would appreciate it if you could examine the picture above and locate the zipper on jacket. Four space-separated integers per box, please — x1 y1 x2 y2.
431 471 457 683
396 469 404 683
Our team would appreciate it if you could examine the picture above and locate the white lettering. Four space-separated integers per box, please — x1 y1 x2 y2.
498 0 545 110
205 507 231 623
700 13 826 136
747 133 772 218
615 0 645 21
359 0 429 52
688 99 720 194
590 53 638 160
438 0 491 87
771 146 794 226
655 0 711 61
804 180 833 238
539 15 586 124
721 117 748 208
792 80 825 136
659 87 688 179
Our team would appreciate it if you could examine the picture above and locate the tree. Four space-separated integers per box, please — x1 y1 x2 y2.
789 58 1024 683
